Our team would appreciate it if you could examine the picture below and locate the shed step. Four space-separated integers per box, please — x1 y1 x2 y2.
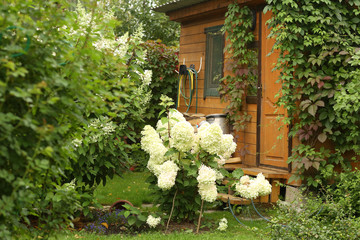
217 193 251 205
223 164 290 179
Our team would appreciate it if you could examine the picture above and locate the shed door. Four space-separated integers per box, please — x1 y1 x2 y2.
258 11 289 169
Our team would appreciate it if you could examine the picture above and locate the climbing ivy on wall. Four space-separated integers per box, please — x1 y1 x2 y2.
265 0 360 186
219 4 258 131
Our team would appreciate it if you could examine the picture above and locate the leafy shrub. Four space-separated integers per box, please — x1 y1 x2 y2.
62 2 152 188
142 40 179 125
329 169 360 216
0 0 152 238
269 191 360 240
0 1 91 238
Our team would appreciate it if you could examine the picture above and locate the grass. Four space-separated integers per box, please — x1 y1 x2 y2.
62 171 273 239
94 171 154 206
62 211 269 239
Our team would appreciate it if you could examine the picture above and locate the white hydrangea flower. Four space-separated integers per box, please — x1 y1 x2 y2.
142 70 152 86
219 134 237 159
131 24 145 42
254 173 272 196
197 165 217 184
147 142 167 165
217 218 228 231
154 160 179 176
87 117 117 143
141 125 168 173
199 123 223 155
198 182 218 202
240 175 250 185
235 180 259 199
191 134 200 154
156 109 186 141
256 172 266 181
235 173 272 199
157 171 177 190
141 125 163 154
171 121 195 152
114 32 129 58
198 121 210 134
146 215 161 228
156 161 179 190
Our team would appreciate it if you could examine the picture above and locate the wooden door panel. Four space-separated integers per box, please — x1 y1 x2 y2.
261 115 288 168
259 11 289 169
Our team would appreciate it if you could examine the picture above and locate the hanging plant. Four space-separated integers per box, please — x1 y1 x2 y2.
219 4 258 131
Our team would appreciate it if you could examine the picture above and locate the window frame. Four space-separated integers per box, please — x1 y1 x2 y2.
204 25 224 99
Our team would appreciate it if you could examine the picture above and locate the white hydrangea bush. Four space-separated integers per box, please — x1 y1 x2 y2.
235 173 272 199
141 107 237 228
141 109 237 193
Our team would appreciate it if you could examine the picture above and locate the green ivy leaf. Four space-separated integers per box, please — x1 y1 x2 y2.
308 104 318 116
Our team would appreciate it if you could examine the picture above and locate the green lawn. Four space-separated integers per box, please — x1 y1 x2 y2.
94 171 155 206
65 171 271 239
62 211 269 240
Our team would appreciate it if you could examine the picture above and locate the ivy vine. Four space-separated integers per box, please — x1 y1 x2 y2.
219 4 258 131
266 0 360 186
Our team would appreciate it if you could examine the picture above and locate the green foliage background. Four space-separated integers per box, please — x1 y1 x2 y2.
0 0 168 238
112 0 180 46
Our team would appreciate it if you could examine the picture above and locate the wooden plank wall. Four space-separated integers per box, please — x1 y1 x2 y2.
177 12 260 167
177 16 227 115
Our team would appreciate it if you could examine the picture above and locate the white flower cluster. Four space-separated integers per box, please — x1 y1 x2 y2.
141 125 179 190
171 121 195 152
197 165 218 202
87 117 117 143
72 138 82 148
155 161 179 190
219 134 237 159
146 215 161 228
196 122 236 160
235 173 272 199
198 123 223 155
141 125 167 169
156 109 186 141
217 218 228 231
142 70 152 86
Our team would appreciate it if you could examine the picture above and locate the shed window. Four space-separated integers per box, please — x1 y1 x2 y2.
204 25 224 98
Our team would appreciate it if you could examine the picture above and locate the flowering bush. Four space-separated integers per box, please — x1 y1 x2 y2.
65 2 153 189
141 99 236 231
235 173 272 200
0 1 153 237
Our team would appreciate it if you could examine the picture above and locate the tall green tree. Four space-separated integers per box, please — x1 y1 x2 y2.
112 0 180 46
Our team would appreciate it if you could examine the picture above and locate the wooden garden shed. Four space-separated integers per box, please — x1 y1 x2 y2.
155 0 294 202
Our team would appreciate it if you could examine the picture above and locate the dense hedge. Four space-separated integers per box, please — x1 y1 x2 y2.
0 1 152 238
